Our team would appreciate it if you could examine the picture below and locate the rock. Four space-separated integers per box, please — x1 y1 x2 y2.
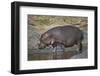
28 25 40 50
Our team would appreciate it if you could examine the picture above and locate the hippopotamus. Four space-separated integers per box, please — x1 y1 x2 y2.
38 25 83 53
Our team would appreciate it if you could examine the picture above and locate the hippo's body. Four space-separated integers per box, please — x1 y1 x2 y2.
39 25 83 53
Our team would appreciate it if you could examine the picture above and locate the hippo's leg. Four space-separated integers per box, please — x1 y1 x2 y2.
53 47 57 52
79 42 82 53
56 44 65 59
60 45 65 58
52 47 57 59
77 42 82 53
60 44 65 52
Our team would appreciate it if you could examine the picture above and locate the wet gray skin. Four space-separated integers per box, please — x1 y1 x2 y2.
38 25 83 53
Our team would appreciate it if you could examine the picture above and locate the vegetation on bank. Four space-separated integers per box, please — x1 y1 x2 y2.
28 15 87 27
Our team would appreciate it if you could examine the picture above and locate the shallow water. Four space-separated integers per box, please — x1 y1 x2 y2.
28 44 87 61
28 26 88 61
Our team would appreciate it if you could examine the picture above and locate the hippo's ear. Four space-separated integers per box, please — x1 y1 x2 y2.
44 33 49 39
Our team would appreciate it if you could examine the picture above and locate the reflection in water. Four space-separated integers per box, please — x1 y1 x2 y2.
28 51 78 60
28 44 88 61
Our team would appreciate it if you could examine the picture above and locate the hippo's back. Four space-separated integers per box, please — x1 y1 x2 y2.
46 25 83 46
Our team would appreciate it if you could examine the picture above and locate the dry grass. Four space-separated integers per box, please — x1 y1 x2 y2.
28 15 88 27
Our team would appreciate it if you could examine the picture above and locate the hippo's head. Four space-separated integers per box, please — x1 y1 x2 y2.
38 32 55 49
